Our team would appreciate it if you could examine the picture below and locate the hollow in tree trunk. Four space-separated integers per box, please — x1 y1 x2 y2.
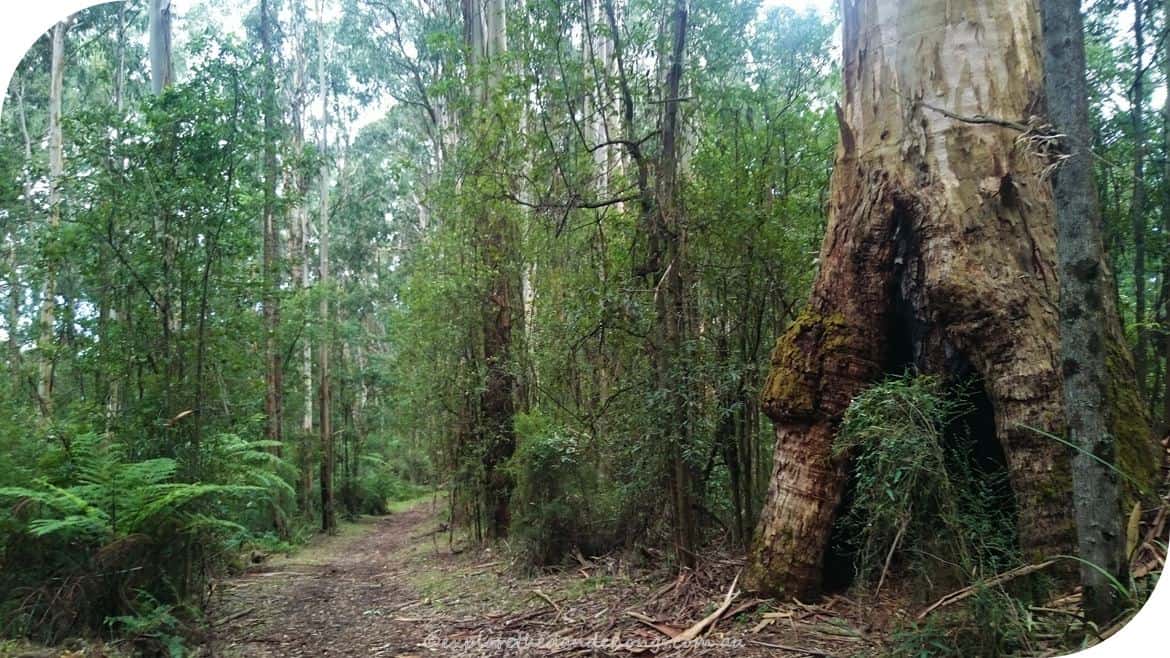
746 0 1161 599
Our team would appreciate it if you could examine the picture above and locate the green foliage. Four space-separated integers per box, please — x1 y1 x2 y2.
838 375 1035 656
834 375 1017 593
508 411 606 566
0 433 289 643
350 454 429 516
105 592 188 658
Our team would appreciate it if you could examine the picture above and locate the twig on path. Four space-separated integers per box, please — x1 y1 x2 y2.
532 589 563 617
503 606 555 627
214 607 254 626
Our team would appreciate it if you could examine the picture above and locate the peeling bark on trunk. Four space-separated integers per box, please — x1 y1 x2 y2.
747 0 1161 599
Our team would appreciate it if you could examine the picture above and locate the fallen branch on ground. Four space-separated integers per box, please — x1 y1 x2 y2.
917 560 1057 619
532 589 563 617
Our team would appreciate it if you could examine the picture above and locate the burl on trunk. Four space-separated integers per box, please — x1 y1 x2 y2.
746 0 1160 598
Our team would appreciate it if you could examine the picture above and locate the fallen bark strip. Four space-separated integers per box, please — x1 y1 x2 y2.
626 610 683 638
666 573 740 645
916 560 1057 619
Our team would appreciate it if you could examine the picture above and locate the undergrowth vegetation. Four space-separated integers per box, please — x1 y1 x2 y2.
508 411 608 566
0 421 427 653
835 375 1018 594
835 375 1034 656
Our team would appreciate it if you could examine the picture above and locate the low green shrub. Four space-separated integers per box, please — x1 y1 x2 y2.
0 432 291 646
508 411 603 566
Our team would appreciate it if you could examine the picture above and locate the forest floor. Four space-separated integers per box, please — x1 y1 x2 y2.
4 494 1159 658
200 497 893 657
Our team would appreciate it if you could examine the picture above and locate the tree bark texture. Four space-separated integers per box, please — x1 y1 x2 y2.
1129 0 1148 399
655 0 697 568
260 0 284 454
38 19 70 418
463 0 517 539
317 0 336 534
149 0 174 95
747 0 1160 599
1163 0 1170 429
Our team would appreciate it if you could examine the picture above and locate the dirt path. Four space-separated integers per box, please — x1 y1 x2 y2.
203 501 881 657
206 504 441 657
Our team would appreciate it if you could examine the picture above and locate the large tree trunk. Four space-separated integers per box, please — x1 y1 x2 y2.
746 0 1161 599
260 0 284 455
463 0 517 539
286 0 315 513
259 0 286 538
655 0 696 568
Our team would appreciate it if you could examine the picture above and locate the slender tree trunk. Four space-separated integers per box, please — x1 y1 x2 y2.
1040 0 1129 625
655 0 695 568
317 0 336 534
149 0 174 94
1130 0 1148 397
5 236 17 388
520 260 536 409
38 19 71 418
260 0 284 455
259 0 286 538
149 0 178 418
747 0 1160 599
9 77 35 392
104 3 127 428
